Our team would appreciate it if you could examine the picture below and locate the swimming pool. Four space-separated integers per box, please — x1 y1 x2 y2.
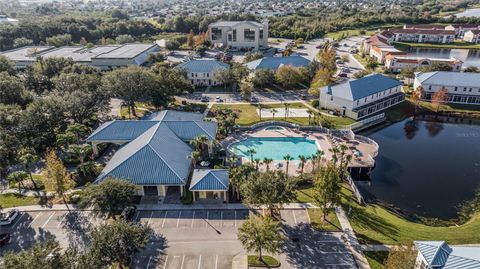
264 126 286 131
229 137 319 160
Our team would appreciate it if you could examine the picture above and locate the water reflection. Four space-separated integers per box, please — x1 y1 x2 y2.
406 48 480 68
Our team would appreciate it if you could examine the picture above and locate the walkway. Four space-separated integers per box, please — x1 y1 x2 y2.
336 206 371 269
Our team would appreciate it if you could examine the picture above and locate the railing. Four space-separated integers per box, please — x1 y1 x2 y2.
346 174 365 205
337 113 386 131
235 121 300 130
354 135 379 158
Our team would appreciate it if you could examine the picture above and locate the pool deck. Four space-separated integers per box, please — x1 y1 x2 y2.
223 127 378 176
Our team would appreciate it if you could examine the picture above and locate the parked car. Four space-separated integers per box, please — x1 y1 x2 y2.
336 59 343 64
0 209 19 226
0 233 10 247
200 96 209 102
338 73 348 78
250 96 258 103
342 67 351 73
121 206 137 222
300 94 307 100
215 96 222 102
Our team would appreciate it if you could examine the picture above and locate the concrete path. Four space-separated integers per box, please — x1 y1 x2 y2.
336 206 371 269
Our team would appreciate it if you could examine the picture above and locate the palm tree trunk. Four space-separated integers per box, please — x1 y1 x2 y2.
62 194 71 212
28 172 38 190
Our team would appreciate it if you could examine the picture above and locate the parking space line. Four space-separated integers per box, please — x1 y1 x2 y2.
305 208 311 224
176 211 181 228
292 210 297 225
220 211 223 227
28 212 42 228
215 255 218 269
161 211 167 228
206 211 209 227
162 255 169 269
12 212 25 228
191 211 195 228
42 212 56 228
146 256 152 269
133 211 140 222
197 255 202 269
147 211 153 225
180 255 185 269
57 212 67 228
234 211 237 227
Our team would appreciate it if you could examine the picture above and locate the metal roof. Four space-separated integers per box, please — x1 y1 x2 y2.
145 110 205 121
93 43 157 59
0 46 54 61
176 59 229 73
86 120 158 143
245 56 311 70
323 73 402 101
415 241 480 269
96 123 192 185
415 71 480 88
190 169 229 191
163 121 217 140
39 46 120 62
209 21 264 28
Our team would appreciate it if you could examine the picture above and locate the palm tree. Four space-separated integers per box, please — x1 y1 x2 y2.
313 150 324 170
284 103 290 120
307 110 312 125
298 155 307 175
246 148 257 162
253 158 261 171
18 148 40 190
227 154 239 168
258 104 263 121
191 151 201 166
263 158 273 171
270 108 278 120
190 135 210 158
283 154 294 175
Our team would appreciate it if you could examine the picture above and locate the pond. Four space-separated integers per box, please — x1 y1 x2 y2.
359 118 480 220
455 8 480 18
404 47 480 68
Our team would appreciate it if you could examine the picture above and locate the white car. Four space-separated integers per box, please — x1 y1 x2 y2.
215 96 222 102
0 209 19 226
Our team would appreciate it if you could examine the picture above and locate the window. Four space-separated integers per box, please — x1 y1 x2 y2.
233 29 237 42
428 86 432 90
244 29 255 42
455 87 458 91
356 100 359 105
464 87 467 91
364 98 367 102
228 34 232 42
330 96 333 101
211 27 222 41
259 29 264 39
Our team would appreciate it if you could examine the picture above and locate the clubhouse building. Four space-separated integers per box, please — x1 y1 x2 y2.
208 20 269 51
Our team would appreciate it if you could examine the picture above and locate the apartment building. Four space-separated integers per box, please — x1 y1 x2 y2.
176 59 230 87
208 20 268 50
463 30 480 43
385 56 463 72
445 24 480 38
391 28 456 44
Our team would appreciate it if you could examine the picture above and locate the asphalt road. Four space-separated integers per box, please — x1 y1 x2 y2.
0 209 358 269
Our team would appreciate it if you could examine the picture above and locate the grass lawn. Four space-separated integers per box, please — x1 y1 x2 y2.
325 29 375 40
247 255 280 267
364 251 389 269
393 40 480 50
0 193 41 208
120 101 153 119
211 103 355 128
308 208 342 232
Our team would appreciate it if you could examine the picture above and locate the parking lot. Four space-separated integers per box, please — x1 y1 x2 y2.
1 209 357 269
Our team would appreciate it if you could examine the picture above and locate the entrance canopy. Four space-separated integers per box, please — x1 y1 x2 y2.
190 169 229 191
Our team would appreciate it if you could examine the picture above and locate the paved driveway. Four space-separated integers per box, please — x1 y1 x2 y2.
1 209 358 269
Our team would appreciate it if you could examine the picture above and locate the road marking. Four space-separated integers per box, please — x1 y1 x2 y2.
292 210 297 225
176 211 181 228
134 210 140 222
220 211 223 227
28 212 42 228
305 208 311 224
162 255 169 269
42 212 56 228
147 211 153 225
12 212 25 229
234 211 237 227
197 255 202 269
191 211 195 228
206 211 209 227
146 256 152 269
180 255 185 269
161 211 167 228
57 212 68 228
215 255 218 269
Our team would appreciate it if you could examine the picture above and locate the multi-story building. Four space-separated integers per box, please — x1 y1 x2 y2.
176 59 230 87
463 30 480 43
445 24 480 38
0 44 160 70
391 28 456 44
385 56 463 72
414 241 480 269
319 74 404 119
414 71 480 105
208 20 268 51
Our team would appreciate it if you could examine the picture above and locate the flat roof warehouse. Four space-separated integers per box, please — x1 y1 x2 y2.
0 43 159 69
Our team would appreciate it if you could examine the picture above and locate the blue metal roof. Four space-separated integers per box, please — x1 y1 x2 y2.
190 169 229 191
96 123 192 185
86 120 158 142
176 59 229 73
325 73 402 101
245 56 311 70
415 71 480 88
163 121 217 140
414 241 480 269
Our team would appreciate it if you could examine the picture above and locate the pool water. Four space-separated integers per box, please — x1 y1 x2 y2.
264 126 285 131
229 137 319 160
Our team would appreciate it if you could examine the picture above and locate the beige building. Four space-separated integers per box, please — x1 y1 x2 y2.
209 21 268 51
385 56 463 72
463 30 480 43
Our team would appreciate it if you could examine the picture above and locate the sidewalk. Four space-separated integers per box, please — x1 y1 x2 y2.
336 206 371 269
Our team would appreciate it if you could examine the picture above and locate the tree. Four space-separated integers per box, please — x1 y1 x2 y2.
252 69 275 88
186 29 195 48
1 239 67 269
270 108 278 120
44 149 74 210
297 155 309 175
263 157 273 171
240 171 297 216
383 244 417 269
78 178 136 219
115 34 135 44
309 67 335 96
318 42 336 72
229 164 255 199
102 66 157 117
88 220 152 268
237 215 285 262
431 87 449 112
190 135 210 159
13 37 33 49
313 161 342 221
283 154 294 175
214 68 233 90
244 52 263 63
239 81 254 100
7 171 28 189
46 34 72 47
150 65 193 108
411 86 424 112
18 148 41 190
464 66 479 73
340 54 350 63
0 55 16 75
246 148 257 162
275 65 304 89
0 72 29 106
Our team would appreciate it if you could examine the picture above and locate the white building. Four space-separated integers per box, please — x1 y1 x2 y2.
0 15 18 25
414 241 480 269
391 28 456 44
414 71 480 105
176 59 230 87
0 44 160 70
208 20 268 51
463 30 480 43
319 74 404 119
385 56 463 72
445 24 480 38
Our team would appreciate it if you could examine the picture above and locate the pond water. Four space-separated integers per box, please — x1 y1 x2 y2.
405 47 480 68
455 8 480 18
359 118 480 220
